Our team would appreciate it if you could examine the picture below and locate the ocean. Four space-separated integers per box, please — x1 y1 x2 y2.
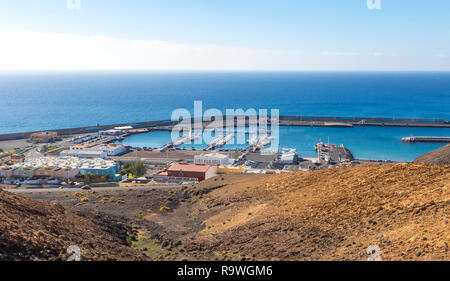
1 71 449 161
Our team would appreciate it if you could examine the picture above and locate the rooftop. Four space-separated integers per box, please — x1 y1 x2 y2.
63 150 105 156
72 143 98 148
198 153 228 159
102 144 125 149
168 163 212 173
31 132 57 136
20 156 116 170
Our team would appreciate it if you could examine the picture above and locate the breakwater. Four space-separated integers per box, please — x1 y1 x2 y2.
0 115 448 142
401 136 450 143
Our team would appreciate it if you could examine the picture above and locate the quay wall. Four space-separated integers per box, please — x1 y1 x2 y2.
401 137 450 143
0 120 171 141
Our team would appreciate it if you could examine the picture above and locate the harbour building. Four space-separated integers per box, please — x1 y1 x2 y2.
167 163 217 181
60 150 108 159
62 143 126 158
194 153 229 165
30 132 58 143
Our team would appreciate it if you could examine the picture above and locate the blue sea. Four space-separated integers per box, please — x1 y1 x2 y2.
1 71 449 161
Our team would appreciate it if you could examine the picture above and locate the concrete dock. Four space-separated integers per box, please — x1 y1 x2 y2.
160 132 200 152
401 136 450 143
315 142 354 163
206 134 234 150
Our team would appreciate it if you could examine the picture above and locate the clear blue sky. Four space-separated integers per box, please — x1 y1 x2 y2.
0 0 449 70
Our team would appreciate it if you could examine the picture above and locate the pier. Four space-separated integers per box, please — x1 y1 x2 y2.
160 132 200 152
206 134 234 150
401 136 450 143
315 142 354 163
279 116 450 128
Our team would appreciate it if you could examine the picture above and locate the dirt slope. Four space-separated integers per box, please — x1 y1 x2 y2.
183 163 450 260
414 144 450 165
0 190 144 261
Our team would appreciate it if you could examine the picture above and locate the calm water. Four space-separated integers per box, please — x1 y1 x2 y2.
1 71 449 161
116 126 450 161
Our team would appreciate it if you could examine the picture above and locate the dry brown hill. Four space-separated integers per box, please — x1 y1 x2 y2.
0 189 144 261
2 163 449 261
414 144 450 165
183 163 450 261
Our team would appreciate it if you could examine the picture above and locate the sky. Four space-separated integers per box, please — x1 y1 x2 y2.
0 0 449 71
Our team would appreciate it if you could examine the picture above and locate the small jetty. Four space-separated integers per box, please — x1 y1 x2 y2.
315 141 354 163
401 136 450 143
160 132 200 151
206 134 234 150
279 116 450 128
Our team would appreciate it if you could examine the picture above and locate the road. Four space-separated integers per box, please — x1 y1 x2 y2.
3 184 182 194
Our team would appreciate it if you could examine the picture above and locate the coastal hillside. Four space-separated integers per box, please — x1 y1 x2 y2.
0 189 143 261
182 163 450 260
414 144 450 165
3 163 449 261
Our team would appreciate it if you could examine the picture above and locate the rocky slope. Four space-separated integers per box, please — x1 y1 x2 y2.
2 163 449 261
0 189 144 261
414 144 450 165
182 163 449 260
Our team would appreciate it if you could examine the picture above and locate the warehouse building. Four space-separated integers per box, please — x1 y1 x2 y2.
194 153 229 165
167 163 217 181
68 143 126 156
60 150 107 159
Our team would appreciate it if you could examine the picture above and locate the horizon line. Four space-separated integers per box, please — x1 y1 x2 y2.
1 69 450 73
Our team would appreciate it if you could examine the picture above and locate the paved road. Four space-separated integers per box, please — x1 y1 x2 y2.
3 184 181 194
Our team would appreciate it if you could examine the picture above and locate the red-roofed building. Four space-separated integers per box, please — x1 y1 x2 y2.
167 163 217 181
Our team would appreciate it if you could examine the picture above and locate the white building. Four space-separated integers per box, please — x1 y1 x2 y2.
68 143 126 156
96 144 126 156
60 150 107 159
194 153 229 165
